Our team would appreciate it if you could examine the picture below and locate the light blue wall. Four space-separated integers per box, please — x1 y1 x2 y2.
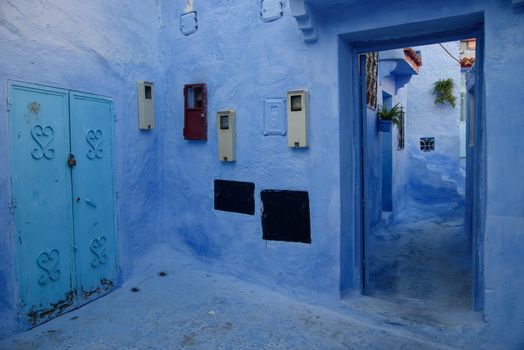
159 0 342 298
391 85 410 214
320 1 524 346
406 42 464 200
0 0 523 347
377 61 411 216
0 1 165 337
365 105 383 228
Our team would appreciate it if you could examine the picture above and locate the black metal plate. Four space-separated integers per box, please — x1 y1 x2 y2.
214 180 255 215
261 190 311 244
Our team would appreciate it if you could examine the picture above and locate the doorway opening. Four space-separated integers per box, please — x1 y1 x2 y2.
340 16 485 332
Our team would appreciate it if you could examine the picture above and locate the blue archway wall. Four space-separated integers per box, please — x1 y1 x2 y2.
340 19 484 305
0 0 523 346
335 3 521 344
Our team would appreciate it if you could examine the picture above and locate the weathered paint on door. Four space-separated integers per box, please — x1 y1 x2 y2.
70 92 117 302
9 82 76 325
8 82 117 327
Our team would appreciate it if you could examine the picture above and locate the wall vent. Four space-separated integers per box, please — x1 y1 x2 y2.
420 137 435 152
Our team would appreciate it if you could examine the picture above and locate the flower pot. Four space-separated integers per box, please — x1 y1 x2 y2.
377 119 392 132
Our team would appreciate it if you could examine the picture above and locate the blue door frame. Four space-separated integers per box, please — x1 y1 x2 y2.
8 81 118 328
342 18 485 311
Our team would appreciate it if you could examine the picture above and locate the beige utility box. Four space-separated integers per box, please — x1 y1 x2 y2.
287 89 308 148
217 109 236 162
137 80 155 130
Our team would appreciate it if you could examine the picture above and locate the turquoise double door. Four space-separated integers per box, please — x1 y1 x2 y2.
9 82 117 327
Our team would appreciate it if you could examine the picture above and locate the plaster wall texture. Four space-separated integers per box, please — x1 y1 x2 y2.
405 42 464 199
159 0 342 299
315 1 524 345
390 85 410 215
377 66 410 215
365 105 383 228
0 0 165 337
0 0 523 347
157 0 524 345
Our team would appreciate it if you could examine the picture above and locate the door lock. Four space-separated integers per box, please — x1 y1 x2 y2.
67 154 77 168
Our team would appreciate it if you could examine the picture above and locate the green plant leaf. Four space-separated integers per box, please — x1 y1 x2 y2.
432 78 456 107
377 103 403 127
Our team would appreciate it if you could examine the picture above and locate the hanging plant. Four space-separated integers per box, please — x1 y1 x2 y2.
432 78 456 107
377 104 402 126
377 104 402 132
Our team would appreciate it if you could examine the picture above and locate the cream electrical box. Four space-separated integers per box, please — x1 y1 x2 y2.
137 80 155 130
287 89 308 148
217 109 236 162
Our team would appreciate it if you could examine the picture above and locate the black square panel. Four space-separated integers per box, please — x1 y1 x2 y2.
214 180 255 215
261 190 311 244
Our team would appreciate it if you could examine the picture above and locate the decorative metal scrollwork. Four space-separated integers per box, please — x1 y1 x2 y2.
366 52 379 110
89 236 108 268
86 129 103 159
36 249 61 286
31 125 55 160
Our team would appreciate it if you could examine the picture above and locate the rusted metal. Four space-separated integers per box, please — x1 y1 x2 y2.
81 288 99 299
27 290 74 325
81 279 114 299
101 278 113 288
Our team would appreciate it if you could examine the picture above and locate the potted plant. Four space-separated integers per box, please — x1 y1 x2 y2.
432 78 456 107
377 103 401 132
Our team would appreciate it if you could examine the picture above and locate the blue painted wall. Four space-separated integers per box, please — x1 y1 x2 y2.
159 0 342 298
0 0 523 347
391 86 410 213
0 0 165 337
406 42 464 201
377 59 411 216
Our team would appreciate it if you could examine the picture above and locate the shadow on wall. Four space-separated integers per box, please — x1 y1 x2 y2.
180 224 222 260
407 145 465 204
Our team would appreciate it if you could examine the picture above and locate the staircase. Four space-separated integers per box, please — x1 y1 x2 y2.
407 150 465 204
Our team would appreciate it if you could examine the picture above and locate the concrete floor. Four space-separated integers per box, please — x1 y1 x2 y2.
368 198 471 312
0 243 460 350
1 193 496 349
345 197 485 348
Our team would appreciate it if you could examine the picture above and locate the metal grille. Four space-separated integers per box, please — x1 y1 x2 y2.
420 137 435 152
366 52 378 110
397 107 405 150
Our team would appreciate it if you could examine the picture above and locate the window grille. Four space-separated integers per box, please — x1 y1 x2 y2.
420 137 435 152
366 52 378 110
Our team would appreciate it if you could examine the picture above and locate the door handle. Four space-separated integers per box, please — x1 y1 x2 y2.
84 198 97 208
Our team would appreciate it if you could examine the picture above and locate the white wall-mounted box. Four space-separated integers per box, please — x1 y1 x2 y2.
217 109 236 162
137 80 154 130
263 98 286 136
287 89 308 148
